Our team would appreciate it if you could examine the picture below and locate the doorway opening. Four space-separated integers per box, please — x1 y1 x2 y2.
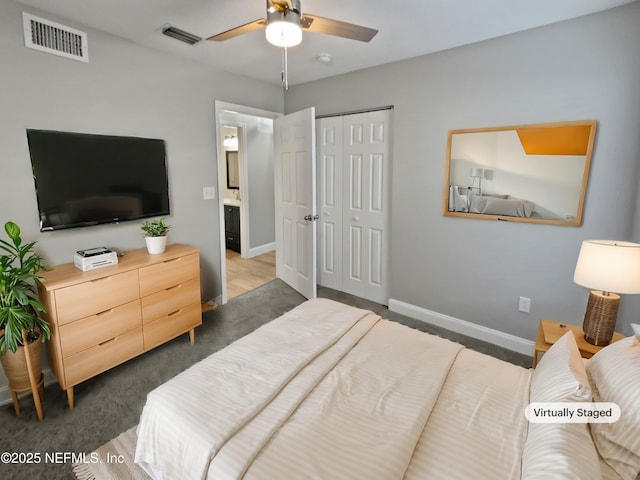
215 101 281 305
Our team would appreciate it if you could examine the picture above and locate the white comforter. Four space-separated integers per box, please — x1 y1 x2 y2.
135 298 532 479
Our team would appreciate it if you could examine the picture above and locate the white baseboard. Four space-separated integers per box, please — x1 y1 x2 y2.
388 298 534 356
0 368 57 407
247 242 275 258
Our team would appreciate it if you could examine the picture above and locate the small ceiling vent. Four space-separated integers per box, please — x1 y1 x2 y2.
22 12 88 62
161 25 202 45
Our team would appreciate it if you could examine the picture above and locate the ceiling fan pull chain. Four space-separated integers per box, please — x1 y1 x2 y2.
283 46 289 90
281 47 285 85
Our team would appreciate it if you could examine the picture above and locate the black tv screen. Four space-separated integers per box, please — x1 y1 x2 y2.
26 129 170 231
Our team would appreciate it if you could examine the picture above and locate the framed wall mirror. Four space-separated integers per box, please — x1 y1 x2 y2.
443 120 597 226
226 151 239 189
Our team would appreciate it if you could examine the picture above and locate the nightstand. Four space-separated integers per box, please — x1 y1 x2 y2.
532 319 625 368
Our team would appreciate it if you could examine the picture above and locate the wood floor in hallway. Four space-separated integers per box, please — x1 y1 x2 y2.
226 249 276 300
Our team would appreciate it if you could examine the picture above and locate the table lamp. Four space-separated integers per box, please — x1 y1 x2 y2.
469 168 484 196
573 240 640 345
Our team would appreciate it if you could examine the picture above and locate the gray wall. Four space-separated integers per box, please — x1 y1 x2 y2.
0 0 283 295
242 115 275 251
245 117 275 250
285 2 640 340
0 1 283 393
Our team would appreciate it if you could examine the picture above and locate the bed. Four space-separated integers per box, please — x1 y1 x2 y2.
448 186 536 217
134 299 640 480
469 194 535 217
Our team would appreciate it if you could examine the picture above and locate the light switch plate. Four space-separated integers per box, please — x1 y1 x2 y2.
203 186 216 200
518 296 531 313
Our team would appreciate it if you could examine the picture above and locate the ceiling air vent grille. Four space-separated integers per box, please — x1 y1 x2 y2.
22 12 88 62
161 25 202 45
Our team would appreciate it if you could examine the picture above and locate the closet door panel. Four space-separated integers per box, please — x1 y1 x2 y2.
317 116 343 290
341 110 391 304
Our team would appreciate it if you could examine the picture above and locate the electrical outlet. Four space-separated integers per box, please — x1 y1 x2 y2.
203 186 216 200
518 296 531 313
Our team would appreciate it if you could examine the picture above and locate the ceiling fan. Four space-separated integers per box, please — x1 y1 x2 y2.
207 0 378 47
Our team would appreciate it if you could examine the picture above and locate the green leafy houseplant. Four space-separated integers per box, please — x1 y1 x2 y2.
0 221 49 355
141 218 171 255
141 218 170 237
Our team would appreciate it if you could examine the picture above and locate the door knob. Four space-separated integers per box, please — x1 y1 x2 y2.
304 214 319 222
352 217 360 221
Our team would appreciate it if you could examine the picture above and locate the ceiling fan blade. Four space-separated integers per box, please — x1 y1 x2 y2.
300 14 378 42
206 19 267 42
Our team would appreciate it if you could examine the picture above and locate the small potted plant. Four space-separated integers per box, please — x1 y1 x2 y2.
141 218 170 254
0 221 50 406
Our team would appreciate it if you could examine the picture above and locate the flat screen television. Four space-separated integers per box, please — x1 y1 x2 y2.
26 129 170 231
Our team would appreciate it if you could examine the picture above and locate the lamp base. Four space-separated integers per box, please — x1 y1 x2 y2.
582 291 620 346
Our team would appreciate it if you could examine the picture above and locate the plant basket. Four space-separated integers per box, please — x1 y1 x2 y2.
0 332 42 391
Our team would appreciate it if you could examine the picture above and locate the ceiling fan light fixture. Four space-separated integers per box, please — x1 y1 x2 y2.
265 10 302 48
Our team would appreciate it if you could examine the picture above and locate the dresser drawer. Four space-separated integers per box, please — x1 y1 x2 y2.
59 300 142 358
143 302 201 350
63 327 143 387
54 270 140 325
139 253 199 297
141 277 200 324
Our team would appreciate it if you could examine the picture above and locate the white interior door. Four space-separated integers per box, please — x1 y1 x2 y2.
274 107 317 299
342 110 391 304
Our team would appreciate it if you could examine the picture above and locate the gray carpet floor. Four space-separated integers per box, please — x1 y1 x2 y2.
0 280 531 479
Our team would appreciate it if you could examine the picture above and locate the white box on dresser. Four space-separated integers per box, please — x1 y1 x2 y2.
37 244 202 409
73 250 118 271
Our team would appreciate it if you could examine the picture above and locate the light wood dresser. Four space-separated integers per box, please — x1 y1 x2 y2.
37 243 201 409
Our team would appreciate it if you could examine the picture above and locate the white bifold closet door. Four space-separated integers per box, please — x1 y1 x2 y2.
317 109 392 304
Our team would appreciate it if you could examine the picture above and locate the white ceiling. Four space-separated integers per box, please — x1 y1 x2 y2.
16 0 637 87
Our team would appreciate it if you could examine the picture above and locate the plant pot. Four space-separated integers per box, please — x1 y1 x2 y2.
0 333 42 392
145 235 167 254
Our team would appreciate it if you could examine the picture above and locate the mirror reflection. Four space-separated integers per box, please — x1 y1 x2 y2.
443 120 596 226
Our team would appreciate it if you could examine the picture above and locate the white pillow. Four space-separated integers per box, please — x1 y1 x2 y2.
631 323 640 340
522 423 602 480
587 336 640 480
522 332 600 480
530 331 591 402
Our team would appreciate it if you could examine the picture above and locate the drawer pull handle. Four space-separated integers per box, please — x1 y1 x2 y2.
96 308 113 316
90 276 112 283
163 257 182 264
168 309 182 317
166 284 182 291
99 337 117 346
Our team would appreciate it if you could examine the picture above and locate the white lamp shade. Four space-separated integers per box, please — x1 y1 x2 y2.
265 20 302 47
470 167 484 178
573 240 640 294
